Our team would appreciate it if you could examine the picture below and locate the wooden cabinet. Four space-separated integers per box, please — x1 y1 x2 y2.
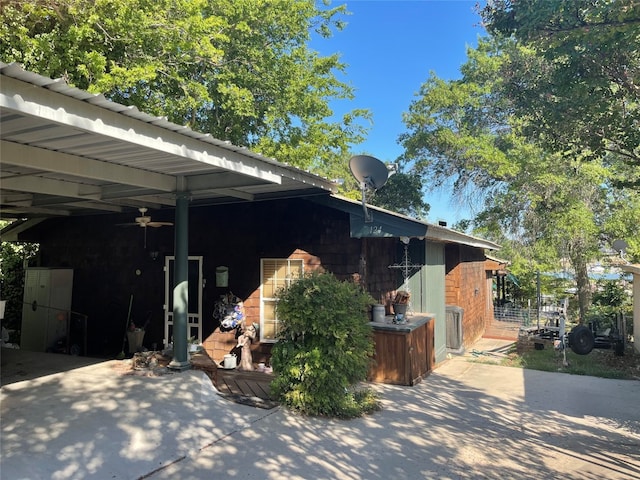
368 314 434 386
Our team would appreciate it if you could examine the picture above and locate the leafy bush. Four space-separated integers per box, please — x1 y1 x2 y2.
0 239 39 341
587 279 633 339
589 280 632 318
270 271 380 418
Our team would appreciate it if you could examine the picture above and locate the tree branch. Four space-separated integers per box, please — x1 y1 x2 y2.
535 17 640 38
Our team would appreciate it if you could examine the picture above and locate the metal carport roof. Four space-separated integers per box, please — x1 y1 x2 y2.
0 62 336 223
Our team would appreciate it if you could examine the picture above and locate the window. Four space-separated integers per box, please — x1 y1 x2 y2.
260 258 304 342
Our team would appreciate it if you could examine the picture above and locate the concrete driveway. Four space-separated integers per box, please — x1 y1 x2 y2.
1 346 639 480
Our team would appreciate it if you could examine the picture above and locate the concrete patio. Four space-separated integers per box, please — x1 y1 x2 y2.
1 345 639 479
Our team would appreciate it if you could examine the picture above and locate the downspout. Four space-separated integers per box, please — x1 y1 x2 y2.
360 237 367 290
169 180 191 370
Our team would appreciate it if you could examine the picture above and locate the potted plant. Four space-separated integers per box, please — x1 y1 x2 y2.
188 336 201 353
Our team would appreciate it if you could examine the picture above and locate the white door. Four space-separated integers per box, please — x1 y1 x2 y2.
164 256 203 347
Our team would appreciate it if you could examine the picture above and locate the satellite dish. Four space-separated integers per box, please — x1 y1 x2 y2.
348 155 389 222
349 155 389 190
612 239 628 256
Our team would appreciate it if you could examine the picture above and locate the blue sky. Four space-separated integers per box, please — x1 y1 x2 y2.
313 0 486 224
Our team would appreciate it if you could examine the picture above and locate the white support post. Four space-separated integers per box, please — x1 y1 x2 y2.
621 264 640 354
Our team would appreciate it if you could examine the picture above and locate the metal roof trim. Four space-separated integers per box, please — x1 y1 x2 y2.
322 195 501 250
486 254 510 265
0 218 46 242
426 223 501 250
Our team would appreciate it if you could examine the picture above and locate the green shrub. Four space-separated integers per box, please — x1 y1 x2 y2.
589 279 632 319
269 271 380 418
0 239 39 341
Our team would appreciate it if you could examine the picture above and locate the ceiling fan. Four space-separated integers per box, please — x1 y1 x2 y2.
119 207 173 247
131 207 173 228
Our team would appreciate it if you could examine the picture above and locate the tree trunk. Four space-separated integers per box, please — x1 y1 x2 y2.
570 249 591 323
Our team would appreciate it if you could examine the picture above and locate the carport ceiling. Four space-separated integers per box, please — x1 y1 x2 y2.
0 63 336 221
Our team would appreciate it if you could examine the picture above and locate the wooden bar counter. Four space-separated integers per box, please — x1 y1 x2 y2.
368 314 435 386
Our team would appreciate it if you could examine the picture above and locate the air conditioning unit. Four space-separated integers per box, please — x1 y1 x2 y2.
446 305 464 353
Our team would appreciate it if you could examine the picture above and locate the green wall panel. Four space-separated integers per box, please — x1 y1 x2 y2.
424 242 446 363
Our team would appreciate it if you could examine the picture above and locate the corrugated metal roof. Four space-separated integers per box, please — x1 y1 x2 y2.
0 62 336 221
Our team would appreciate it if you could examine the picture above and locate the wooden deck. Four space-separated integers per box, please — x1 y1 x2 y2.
215 369 278 409
216 369 274 399
190 351 277 408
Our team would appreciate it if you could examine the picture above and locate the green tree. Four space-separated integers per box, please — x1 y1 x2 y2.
399 37 640 318
0 0 370 174
600 187 640 263
0 1 432 216
369 170 430 219
479 0 640 186
590 279 632 319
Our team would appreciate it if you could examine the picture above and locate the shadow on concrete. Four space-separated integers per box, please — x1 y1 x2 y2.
1 352 270 480
1 348 108 387
152 360 640 480
1 346 639 479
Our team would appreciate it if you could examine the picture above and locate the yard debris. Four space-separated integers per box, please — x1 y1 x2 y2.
216 392 279 409
112 351 176 377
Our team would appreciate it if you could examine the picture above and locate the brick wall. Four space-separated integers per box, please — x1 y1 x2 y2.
445 244 491 348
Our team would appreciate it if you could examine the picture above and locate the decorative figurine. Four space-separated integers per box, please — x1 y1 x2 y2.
236 323 257 371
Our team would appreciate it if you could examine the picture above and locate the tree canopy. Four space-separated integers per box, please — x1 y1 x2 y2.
479 0 640 187
399 30 640 316
0 0 370 176
368 170 430 219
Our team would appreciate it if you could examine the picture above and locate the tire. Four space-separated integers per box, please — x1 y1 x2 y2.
569 325 595 355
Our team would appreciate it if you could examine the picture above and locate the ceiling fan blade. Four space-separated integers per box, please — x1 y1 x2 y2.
147 222 173 228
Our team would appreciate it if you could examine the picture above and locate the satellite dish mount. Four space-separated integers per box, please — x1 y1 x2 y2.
348 155 389 223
